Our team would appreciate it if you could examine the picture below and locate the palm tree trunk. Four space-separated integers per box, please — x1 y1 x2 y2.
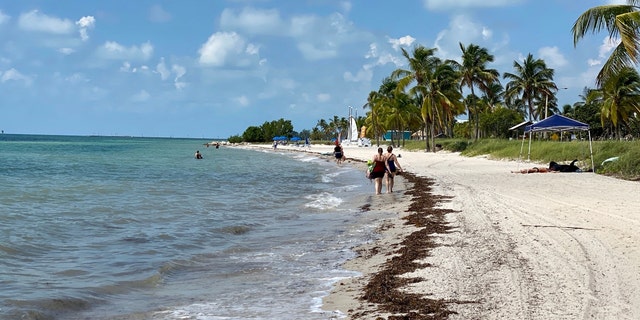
429 120 436 153
423 122 429 151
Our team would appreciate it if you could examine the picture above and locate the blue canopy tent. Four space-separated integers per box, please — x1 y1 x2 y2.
520 114 594 172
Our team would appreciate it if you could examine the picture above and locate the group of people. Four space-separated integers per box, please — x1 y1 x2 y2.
369 146 403 195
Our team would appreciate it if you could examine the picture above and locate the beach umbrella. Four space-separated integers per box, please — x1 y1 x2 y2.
290 137 301 141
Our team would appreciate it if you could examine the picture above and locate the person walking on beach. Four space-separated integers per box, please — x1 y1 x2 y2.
385 146 402 193
334 143 345 164
371 147 390 195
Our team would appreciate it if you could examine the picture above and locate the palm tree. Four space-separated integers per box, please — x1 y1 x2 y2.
362 90 387 146
315 119 329 140
572 1 640 85
392 46 439 151
482 81 505 111
452 43 500 140
503 53 557 121
393 45 462 151
586 66 640 139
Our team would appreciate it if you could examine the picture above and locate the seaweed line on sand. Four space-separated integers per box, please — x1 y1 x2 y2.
353 171 473 320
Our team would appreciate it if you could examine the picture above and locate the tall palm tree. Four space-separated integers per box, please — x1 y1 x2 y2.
393 46 462 151
586 66 640 139
572 1 640 85
503 53 557 121
392 46 439 151
362 90 388 146
452 43 500 140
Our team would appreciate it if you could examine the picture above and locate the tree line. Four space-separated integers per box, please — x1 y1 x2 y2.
231 3 640 148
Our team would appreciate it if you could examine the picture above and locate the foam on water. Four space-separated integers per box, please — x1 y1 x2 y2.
304 192 344 210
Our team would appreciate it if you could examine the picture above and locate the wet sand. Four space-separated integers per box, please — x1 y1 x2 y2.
242 143 640 319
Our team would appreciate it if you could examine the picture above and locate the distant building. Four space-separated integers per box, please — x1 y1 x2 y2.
383 130 411 140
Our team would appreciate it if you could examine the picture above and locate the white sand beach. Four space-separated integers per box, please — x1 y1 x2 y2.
244 142 640 319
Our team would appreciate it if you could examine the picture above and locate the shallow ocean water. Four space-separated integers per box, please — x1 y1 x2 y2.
0 134 387 319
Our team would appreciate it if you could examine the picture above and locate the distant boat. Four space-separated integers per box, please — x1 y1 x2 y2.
347 116 358 143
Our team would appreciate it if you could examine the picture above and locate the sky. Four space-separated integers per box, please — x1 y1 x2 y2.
0 0 627 138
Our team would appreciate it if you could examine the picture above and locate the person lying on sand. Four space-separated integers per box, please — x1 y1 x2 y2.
512 167 554 174
513 159 582 174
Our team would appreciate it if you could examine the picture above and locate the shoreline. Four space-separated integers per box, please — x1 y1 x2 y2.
235 142 640 319
240 143 457 318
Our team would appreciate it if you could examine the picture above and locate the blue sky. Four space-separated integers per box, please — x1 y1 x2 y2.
0 0 625 138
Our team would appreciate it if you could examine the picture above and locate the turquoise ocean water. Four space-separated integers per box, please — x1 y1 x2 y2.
0 134 389 319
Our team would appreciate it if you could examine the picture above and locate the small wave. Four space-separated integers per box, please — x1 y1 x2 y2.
6 296 96 319
293 153 319 162
321 170 341 183
304 192 343 210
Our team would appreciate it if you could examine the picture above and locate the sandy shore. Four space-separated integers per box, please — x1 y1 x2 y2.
240 142 640 319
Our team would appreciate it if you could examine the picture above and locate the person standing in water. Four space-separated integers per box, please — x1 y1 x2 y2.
385 146 402 193
370 147 390 195
334 143 345 164
195 150 203 159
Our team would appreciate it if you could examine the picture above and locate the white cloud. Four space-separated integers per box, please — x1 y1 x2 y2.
65 73 89 84
599 36 619 59
296 42 337 60
155 58 187 89
389 36 415 51
131 90 150 102
149 5 172 23
218 7 369 62
0 68 32 85
339 1 352 13
0 10 10 24
96 41 154 61
246 43 260 55
424 0 524 10
58 48 75 55
18 10 74 34
76 16 95 41
120 62 131 72
587 58 601 67
156 58 171 80
365 43 404 67
434 14 494 59
234 95 250 106
538 46 567 68
220 7 284 35
198 32 258 67
344 68 373 82
317 93 331 102
172 64 187 90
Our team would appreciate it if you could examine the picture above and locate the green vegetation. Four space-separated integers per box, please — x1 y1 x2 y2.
401 138 640 181
229 3 640 180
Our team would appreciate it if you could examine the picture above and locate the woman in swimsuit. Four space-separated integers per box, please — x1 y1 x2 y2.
385 146 402 193
334 144 344 164
371 147 390 195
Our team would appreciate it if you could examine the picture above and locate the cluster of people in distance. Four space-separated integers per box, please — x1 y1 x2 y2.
369 146 403 195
